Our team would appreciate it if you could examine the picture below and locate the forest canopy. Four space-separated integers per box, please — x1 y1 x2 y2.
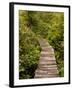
19 10 64 79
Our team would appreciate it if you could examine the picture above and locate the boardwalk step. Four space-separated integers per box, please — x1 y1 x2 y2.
35 70 48 74
48 74 59 77
35 69 58 75
38 64 58 68
40 57 56 61
38 67 58 71
40 53 54 57
39 60 56 65
35 74 59 78
42 47 54 52
35 74 49 78
41 51 54 54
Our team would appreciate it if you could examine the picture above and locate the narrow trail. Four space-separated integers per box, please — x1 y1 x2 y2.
34 38 59 78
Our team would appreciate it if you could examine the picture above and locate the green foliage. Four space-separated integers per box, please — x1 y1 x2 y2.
19 30 41 79
46 13 64 77
59 67 64 77
19 11 41 79
19 10 64 79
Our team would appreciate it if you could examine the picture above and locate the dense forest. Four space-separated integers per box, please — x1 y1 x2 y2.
19 10 64 79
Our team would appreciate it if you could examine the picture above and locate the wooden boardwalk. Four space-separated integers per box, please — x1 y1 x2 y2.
34 38 59 78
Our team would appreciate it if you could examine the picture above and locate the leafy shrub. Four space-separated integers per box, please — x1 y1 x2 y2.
19 30 41 79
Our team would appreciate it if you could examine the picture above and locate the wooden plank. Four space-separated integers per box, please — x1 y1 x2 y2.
39 60 56 65
41 51 54 54
38 64 58 68
40 53 54 57
40 57 56 61
35 70 48 74
35 74 49 78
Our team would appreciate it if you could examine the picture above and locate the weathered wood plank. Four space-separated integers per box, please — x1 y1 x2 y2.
39 60 56 65
40 57 56 61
